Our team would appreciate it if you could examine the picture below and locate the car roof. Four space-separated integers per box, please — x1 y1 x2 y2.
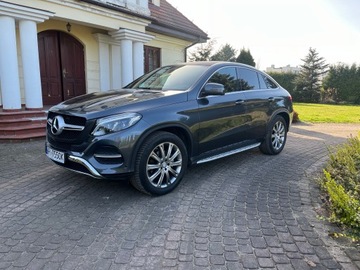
175 61 256 69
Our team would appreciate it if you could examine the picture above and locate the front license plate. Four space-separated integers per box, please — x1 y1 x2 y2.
46 146 65 164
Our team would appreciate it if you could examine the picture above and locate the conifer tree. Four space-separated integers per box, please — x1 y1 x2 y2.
236 48 255 67
188 39 215 62
210 43 237 62
294 47 328 102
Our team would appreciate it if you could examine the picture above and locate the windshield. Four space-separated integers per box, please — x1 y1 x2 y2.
128 65 208 91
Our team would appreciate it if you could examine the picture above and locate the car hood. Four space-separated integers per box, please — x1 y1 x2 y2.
49 89 187 118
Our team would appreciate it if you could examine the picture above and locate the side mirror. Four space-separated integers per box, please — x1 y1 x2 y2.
202 83 225 96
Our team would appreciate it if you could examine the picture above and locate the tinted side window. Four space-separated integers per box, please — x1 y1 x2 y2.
208 67 238 93
258 74 267 89
262 75 278 89
237 68 260 90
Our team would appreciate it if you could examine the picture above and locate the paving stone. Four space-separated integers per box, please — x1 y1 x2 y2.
178 254 193 262
179 241 194 255
12 252 36 267
250 236 267 249
209 243 223 255
273 254 291 264
241 255 259 269
255 249 271 258
224 251 240 261
259 257 275 268
0 125 360 269
345 248 360 261
295 242 315 254
194 257 209 267
321 259 342 269
290 258 311 270
210 255 225 265
226 261 244 270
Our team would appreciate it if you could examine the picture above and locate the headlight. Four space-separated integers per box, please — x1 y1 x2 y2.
92 113 142 136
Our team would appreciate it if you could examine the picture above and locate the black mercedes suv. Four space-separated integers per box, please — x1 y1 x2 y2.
46 62 293 195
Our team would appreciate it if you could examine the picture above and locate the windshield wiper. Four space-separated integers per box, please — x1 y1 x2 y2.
137 87 163 91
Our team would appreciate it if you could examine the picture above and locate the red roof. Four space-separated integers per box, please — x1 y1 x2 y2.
148 0 208 42
80 0 208 42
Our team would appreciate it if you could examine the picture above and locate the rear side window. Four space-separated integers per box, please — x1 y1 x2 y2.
261 75 278 89
208 67 238 93
237 68 260 90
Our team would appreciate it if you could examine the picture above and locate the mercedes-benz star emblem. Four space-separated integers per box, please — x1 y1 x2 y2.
51 116 65 135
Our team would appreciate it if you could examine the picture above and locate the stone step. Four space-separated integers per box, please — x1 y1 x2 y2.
0 123 46 136
0 117 47 128
0 131 46 142
0 109 47 141
0 110 47 121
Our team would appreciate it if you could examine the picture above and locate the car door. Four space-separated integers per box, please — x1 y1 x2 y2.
197 67 249 153
237 68 272 140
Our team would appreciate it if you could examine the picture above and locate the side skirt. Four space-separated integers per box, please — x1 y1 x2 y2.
196 142 261 164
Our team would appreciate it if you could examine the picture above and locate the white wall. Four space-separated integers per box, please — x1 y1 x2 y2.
146 32 192 65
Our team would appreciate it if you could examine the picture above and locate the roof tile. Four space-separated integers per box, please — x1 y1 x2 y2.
148 0 208 41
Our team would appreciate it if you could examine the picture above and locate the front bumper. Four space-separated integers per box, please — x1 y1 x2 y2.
45 126 147 180
67 155 103 178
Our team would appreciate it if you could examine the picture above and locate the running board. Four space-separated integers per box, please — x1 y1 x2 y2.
196 142 261 164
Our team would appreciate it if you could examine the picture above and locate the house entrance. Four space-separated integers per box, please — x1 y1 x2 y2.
38 30 86 105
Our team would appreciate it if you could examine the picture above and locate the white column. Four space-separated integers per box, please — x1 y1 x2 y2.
111 44 121 89
19 20 43 109
109 29 154 86
0 16 21 110
133 41 144 80
99 42 111 91
121 39 133 87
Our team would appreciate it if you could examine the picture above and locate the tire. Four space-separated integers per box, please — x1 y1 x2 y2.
260 115 287 155
130 132 188 196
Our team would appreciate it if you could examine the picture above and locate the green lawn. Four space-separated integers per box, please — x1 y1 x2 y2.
293 103 360 123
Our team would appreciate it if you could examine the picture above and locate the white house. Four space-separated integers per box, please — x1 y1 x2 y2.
266 64 300 74
0 0 208 140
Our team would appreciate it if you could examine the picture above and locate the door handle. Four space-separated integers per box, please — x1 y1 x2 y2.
235 100 245 104
62 68 68 78
268 97 275 102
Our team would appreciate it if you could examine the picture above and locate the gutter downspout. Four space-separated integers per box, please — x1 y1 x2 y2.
184 40 201 62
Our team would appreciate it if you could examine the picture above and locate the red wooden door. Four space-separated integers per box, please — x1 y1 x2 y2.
38 31 86 105
38 31 62 105
59 32 86 101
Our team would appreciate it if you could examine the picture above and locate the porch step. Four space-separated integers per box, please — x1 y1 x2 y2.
0 110 47 142
0 117 47 128
0 131 46 142
0 110 47 121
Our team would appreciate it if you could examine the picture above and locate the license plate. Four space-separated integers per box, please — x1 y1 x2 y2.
46 146 65 164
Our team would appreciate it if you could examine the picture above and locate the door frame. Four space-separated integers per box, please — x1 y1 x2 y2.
38 30 86 105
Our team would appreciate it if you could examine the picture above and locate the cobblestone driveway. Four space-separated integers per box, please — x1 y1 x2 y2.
0 123 360 270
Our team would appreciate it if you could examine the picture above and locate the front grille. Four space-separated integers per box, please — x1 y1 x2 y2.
47 112 96 150
48 112 86 126
56 130 82 140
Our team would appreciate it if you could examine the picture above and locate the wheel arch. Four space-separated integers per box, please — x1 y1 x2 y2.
271 110 291 131
130 124 194 171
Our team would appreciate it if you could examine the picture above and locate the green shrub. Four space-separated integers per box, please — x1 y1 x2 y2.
323 170 360 228
320 136 360 232
325 136 360 197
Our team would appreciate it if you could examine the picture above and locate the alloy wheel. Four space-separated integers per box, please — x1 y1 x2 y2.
146 142 183 188
271 121 286 151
